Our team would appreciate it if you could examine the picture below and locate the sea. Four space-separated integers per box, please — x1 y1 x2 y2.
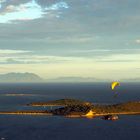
0 82 139 140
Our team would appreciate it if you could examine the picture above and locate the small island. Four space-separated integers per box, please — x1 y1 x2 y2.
0 99 140 119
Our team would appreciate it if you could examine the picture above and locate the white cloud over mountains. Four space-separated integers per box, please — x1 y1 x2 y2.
0 48 139 80
0 0 140 80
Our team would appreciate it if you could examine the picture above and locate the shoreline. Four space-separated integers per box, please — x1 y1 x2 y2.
66 112 140 118
0 111 139 117
95 112 140 116
28 104 65 107
0 111 53 116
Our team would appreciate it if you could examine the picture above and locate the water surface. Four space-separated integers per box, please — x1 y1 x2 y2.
0 83 139 140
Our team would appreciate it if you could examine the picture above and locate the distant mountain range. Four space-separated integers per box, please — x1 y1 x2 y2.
0 73 139 83
0 72 43 83
48 77 104 82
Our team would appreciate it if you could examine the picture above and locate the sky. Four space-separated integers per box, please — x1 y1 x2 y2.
0 0 140 81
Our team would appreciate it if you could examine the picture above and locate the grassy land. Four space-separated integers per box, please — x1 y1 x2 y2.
27 99 92 106
92 101 140 114
49 100 140 116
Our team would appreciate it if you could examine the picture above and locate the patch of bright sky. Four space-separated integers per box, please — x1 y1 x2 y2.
0 0 69 23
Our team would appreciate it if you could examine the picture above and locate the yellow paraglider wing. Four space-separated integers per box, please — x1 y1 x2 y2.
111 82 120 90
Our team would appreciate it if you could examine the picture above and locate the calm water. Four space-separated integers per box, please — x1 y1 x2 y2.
0 83 139 140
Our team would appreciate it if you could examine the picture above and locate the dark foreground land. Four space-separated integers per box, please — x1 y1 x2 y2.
0 99 140 118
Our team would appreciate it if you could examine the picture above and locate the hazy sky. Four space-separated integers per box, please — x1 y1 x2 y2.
0 0 140 81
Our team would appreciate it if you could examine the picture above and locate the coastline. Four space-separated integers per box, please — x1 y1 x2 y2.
65 111 140 118
0 111 139 117
0 111 53 116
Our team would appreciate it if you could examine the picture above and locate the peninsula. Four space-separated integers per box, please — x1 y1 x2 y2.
0 99 140 119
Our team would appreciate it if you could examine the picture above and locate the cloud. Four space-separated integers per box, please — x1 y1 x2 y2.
5 55 85 64
0 0 6 4
5 5 17 12
0 49 31 54
135 39 140 44
0 0 69 23
0 51 140 65
0 0 42 23
45 1 69 11
6 58 22 64
0 0 6 2
96 54 140 63
42 35 95 43
0 47 140 65
0 53 84 64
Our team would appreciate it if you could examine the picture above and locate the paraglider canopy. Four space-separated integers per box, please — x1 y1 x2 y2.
111 81 120 90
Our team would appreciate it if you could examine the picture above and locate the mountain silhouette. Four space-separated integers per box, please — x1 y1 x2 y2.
0 72 43 83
